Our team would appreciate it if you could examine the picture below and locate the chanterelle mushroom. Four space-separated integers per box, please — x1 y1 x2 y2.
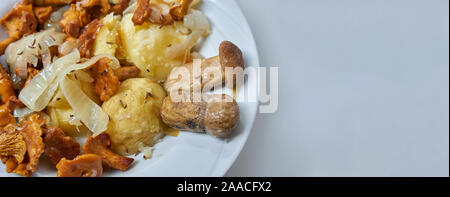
83 133 134 171
56 154 103 177
132 0 152 25
0 124 27 165
170 0 193 21
43 127 80 165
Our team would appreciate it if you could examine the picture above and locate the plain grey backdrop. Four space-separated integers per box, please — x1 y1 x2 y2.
226 0 449 177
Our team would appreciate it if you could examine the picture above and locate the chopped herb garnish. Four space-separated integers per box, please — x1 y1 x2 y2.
56 97 61 101
120 100 127 109
145 92 153 100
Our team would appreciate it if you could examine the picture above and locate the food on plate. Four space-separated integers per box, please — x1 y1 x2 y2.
161 94 239 138
162 41 243 138
0 114 45 177
0 0 244 177
43 126 80 164
56 154 103 177
84 132 134 171
0 3 37 54
91 57 120 101
0 124 26 166
101 78 166 155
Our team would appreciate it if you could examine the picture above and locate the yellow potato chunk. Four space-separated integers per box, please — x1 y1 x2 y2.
102 78 167 155
46 73 99 137
93 13 121 56
46 107 92 137
118 14 189 82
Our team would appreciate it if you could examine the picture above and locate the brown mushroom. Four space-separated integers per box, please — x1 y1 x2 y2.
113 66 140 81
170 0 193 21
59 4 90 38
56 154 103 177
132 0 152 25
33 6 53 25
43 127 80 165
161 94 239 138
79 0 111 16
164 41 244 93
83 133 134 171
91 57 120 101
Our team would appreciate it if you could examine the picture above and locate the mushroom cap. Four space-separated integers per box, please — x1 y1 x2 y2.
219 41 244 69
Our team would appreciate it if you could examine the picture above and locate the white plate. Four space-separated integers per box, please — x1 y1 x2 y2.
0 0 259 177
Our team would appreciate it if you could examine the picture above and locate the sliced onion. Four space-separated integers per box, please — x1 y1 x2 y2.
5 29 67 81
165 9 210 59
165 30 202 59
15 55 28 79
58 38 77 56
13 107 34 118
60 76 109 136
184 9 210 34
19 50 81 111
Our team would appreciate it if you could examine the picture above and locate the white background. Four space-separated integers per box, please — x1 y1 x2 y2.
226 0 449 177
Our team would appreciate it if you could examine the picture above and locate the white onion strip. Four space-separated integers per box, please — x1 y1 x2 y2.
19 50 81 111
18 49 120 135
60 76 109 136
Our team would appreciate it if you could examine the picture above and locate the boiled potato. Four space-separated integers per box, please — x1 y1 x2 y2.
46 72 99 137
102 78 167 155
93 13 121 56
118 14 189 82
46 107 92 137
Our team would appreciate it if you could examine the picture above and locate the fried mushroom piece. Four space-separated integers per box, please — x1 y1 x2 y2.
0 99 17 128
132 0 152 25
0 95 19 130
0 3 38 54
91 57 120 101
0 124 27 165
0 65 16 105
113 66 140 81
112 0 129 15
59 4 90 38
33 6 53 25
1 114 46 176
44 127 80 165
77 19 101 57
170 0 193 21
56 154 103 177
17 114 46 176
0 3 37 38
84 133 134 171
161 94 240 138
79 0 111 15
